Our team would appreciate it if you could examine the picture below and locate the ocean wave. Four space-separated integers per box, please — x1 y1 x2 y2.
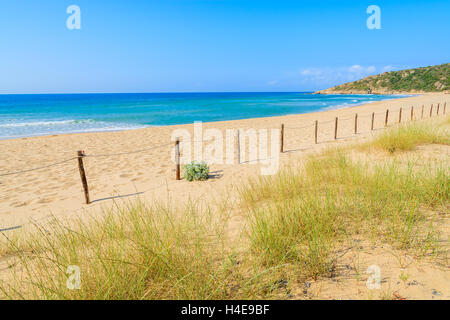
0 124 148 140
0 118 147 140
0 93 411 140
0 119 95 128
322 100 376 111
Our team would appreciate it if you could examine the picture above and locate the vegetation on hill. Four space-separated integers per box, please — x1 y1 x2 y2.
316 63 450 94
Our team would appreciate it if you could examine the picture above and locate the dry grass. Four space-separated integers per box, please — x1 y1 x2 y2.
0 120 448 299
240 118 450 281
361 121 449 153
1 200 238 299
240 151 448 280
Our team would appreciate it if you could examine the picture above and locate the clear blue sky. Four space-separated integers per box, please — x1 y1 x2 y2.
0 0 448 93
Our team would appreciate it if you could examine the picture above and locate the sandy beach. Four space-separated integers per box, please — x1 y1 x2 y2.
0 93 448 228
0 93 449 300
2 0 449 304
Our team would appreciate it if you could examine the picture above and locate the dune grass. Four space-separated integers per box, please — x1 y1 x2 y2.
362 121 449 153
240 150 449 280
0 120 448 299
0 200 241 300
1 197 301 300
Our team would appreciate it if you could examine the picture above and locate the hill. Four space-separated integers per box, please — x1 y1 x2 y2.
315 63 449 94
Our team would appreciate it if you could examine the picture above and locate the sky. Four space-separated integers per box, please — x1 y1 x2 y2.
0 0 448 94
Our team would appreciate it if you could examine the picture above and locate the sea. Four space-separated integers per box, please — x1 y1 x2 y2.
0 92 410 140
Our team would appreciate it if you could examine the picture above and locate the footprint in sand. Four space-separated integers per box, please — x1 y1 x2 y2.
37 198 53 204
12 200 31 207
120 173 131 178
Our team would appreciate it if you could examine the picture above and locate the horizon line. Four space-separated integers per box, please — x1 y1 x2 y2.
0 91 316 95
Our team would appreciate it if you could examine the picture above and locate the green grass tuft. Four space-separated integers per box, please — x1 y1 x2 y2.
362 122 449 153
1 120 448 299
241 151 449 279
1 200 246 300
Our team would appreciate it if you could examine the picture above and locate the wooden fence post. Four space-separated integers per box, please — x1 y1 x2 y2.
175 139 181 180
77 150 90 204
371 112 375 131
236 129 241 164
314 120 318 144
385 109 389 127
354 114 358 134
280 124 284 153
421 105 424 119
430 104 433 117
332 117 337 140
437 103 440 115
444 102 447 115
411 106 414 121
399 108 402 124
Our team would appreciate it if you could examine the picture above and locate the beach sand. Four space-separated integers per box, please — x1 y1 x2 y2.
0 93 449 299
0 93 448 227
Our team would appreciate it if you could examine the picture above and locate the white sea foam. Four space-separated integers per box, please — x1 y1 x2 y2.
0 119 94 128
322 100 377 111
0 119 146 140
0 93 411 140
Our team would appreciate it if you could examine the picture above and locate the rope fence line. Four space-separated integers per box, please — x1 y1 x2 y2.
280 107 407 131
0 157 78 177
0 105 435 177
284 124 315 130
283 103 446 144
0 142 174 177
85 142 173 158
0 101 447 209
337 116 355 121
0 182 170 233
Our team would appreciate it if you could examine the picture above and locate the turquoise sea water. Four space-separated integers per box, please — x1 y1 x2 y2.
0 92 409 140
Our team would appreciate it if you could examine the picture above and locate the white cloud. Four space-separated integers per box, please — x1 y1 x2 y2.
382 65 395 72
349 65 376 74
298 65 378 84
349 65 363 73
366 66 376 73
267 65 391 90
301 68 323 76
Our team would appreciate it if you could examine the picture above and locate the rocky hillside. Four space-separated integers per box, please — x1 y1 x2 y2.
315 63 449 94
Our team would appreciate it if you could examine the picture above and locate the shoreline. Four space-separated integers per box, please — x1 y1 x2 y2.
1 93 415 142
0 93 448 228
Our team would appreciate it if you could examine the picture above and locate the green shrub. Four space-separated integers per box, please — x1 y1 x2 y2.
183 161 209 181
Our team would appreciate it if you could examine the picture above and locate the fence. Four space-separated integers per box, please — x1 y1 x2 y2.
0 101 447 207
